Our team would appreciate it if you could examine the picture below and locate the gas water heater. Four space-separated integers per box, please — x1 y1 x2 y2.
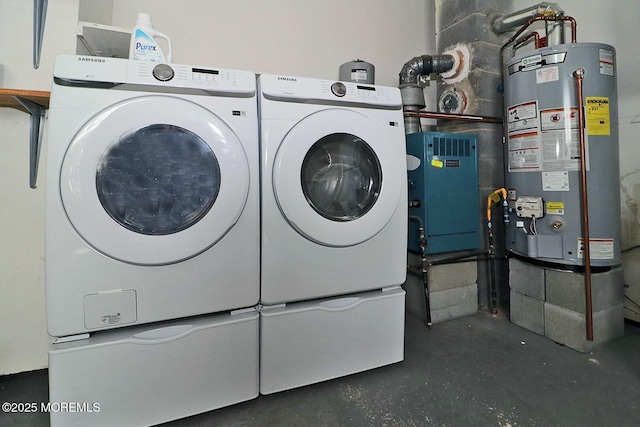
504 42 621 267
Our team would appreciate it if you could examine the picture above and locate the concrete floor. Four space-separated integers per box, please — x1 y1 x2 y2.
2 309 639 427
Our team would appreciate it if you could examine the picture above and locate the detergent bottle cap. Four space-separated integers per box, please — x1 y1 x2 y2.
135 13 153 27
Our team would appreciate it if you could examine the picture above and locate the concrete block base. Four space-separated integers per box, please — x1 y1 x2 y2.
509 290 544 336
430 283 478 324
509 258 625 353
545 303 624 353
404 259 478 325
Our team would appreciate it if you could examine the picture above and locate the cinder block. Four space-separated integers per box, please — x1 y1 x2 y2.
546 266 624 314
509 258 545 300
430 282 477 309
544 302 624 353
436 10 509 48
404 273 478 324
430 283 478 324
509 290 544 336
427 262 477 292
477 157 506 189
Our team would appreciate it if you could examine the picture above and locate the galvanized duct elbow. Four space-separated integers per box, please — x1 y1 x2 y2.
399 55 456 86
399 54 455 134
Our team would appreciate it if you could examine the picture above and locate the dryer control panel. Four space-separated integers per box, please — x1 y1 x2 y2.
259 74 401 108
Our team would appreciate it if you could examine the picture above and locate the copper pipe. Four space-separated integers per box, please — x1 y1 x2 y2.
513 31 542 51
502 15 577 53
574 68 594 341
403 110 502 124
564 15 577 43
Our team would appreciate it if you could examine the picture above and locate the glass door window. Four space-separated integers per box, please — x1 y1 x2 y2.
60 95 250 265
272 108 404 247
97 124 221 235
301 133 381 222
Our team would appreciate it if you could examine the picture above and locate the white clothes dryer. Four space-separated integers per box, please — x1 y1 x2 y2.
258 74 408 305
45 55 259 337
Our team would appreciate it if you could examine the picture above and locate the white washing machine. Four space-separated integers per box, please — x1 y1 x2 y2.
258 74 407 393
46 55 261 425
46 55 260 338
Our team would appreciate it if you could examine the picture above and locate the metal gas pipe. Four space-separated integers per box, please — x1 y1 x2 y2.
486 188 509 315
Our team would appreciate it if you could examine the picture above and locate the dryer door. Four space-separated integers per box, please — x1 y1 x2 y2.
60 95 250 265
273 108 403 247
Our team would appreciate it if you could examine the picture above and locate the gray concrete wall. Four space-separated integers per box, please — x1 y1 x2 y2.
435 0 513 308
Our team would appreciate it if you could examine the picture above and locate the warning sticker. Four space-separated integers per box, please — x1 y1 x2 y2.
540 107 584 171
507 101 542 172
599 49 614 76
577 238 615 260
546 201 565 215
508 101 538 132
586 97 610 136
508 133 541 171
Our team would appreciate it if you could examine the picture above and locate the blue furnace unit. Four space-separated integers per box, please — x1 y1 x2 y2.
406 131 480 254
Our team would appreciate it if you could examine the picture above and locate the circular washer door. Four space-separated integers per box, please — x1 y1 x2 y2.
61 95 250 265
273 108 403 247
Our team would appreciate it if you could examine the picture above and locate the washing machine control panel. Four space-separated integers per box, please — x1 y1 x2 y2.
53 56 256 96
127 59 255 95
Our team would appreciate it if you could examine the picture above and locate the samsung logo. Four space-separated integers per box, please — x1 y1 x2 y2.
78 57 106 63
277 77 297 82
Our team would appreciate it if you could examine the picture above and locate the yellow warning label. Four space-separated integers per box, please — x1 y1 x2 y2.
586 97 610 136
431 159 444 168
546 201 565 215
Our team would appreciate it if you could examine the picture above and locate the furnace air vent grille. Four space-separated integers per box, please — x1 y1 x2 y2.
433 137 471 157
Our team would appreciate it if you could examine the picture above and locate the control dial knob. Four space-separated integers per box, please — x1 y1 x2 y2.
153 64 175 82
331 82 347 97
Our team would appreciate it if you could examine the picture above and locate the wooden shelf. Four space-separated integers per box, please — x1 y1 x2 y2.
0 89 50 113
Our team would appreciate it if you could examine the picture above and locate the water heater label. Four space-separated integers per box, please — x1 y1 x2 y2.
577 238 615 260
586 97 611 136
599 49 614 76
536 66 559 84
540 107 584 172
542 171 570 192
520 54 542 71
507 101 542 172
546 201 565 215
